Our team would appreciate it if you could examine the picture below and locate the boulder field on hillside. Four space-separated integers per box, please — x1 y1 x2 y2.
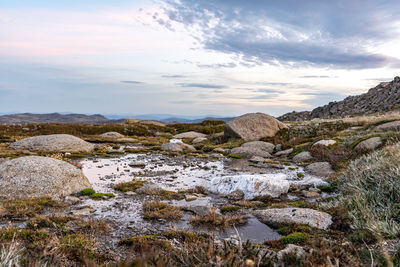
9 134 94 153
224 112 287 141
0 156 91 199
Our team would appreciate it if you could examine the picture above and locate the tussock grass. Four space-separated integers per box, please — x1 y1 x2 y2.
143 201 183 221
340 143 400 237
114 180 146 192
190 209 246 228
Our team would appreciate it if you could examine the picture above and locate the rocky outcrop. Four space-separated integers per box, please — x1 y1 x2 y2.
241 141 275 153
375 121 400 132
0 156 91 199
10 134 94 153
253 208 332 230
278 77 400 121
173 131 206 139
209 174 290 199
354 137 382 152
100 132 124 138
312 139 337 147
230 147 271 159
305 162 334 177
224 113 287 141
192 137 208 143
274 148 293 157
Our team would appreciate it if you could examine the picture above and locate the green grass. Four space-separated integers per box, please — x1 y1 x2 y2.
228 154 242 159
296 172 305 178
114 180 146 192
80 188 96 196
280 232 309 244
90 193 115 199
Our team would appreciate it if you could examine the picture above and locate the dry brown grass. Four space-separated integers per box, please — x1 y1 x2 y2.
142 201 183 221
190 209 246 228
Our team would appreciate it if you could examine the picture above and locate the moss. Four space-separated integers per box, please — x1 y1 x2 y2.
60 233 95 261
282 161 291 166
220 206 241 213
190 209 246 228
80 188 96 196
90 193 115 199
0 197 65 219
158 190 185 200
277 224 313 236
248 163 257 167
317 184 335 193
296 172 305 178
228 154 242 159
280 232 308 244
264 160 279 164
288 148 304 159
114 180 146 192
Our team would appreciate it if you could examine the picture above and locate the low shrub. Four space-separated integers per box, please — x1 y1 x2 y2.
280 232 308 244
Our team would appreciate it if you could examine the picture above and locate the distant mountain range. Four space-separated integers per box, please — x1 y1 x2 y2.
0 112 233 124
278 76 400 121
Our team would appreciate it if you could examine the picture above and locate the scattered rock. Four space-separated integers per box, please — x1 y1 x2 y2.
70 207 94 216
224 113 288 141
129 161 146 168
227 189 244 200
305 162 334 177
161 143 196 152
275 144 282 151
277 244 305 260
354 136 382 152
210 174 290 199
230 147 271 159
253 208 332 230
213 147 226 154
184 205 213 217
375 120 400 132
302 190 320 198
174 131 206 139
136 183 162 195
100 132 124 138
0 156 91 199
312 139 337 147
275 148 293 157
292 151 313 162
241 141 275 153
249 156 264 163
192 137 208 144
65 196 81 205
185 194 197 202
10 134 94 153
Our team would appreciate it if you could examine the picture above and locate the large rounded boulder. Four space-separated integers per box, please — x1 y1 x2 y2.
0 156 91 199
224 113 287 141
9 134 94 153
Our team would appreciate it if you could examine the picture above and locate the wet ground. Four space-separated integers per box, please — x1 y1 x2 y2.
70 149 328 246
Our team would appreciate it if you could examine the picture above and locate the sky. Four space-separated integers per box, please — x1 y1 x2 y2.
0 0 400 117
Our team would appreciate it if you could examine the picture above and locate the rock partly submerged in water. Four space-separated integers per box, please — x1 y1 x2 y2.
253 207 332 230
0 156 91 199
224 113 288 141
10 134 94 153
209 174 290 199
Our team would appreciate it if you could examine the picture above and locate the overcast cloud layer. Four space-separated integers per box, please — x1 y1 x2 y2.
0 0 399 117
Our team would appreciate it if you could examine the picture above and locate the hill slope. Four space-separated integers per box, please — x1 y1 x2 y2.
278 76 400 121
0 113 117 124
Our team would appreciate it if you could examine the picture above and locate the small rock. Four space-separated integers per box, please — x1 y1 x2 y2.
249 156 264 163
70 207 94 216
185 194 197 202
184 205 212 216
312 139 337 147
241 141 275 153
192 137 208 144
125 191 136 196
305 162 334 177
253 208 332 230
65 196 81 205
275 148 293 157
129 161 146 168
174 131 206 139
375 120 400 132
275 144 282 151
230 147 271 159
227 189 244 200
354 136 382 152
277 244 305 260
302 190 320 198
213 147 226 154
292 151 313 162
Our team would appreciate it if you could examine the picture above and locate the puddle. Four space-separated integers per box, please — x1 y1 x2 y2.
78 152 327 243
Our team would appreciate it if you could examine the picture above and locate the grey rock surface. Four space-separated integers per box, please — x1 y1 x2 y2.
230 147 271 158
253 207 332 230
312 139 337 147
0 156 91 199
224 113 287 141
173 131 206 139
10 134 94 153
241 141 275 153
100 132 124 138
274 148 293 157
292 151 313 162
305 162 334 177
354 136 382 152
376 120 400 131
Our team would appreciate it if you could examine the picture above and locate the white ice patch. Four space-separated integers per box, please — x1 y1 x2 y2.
209 173 290 199
169 138 183 144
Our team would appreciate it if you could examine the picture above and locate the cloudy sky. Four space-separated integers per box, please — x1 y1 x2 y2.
1 0 400 117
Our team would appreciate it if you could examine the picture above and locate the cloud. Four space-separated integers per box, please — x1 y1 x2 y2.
159 0 400 69
253 88 285 94
300 75 336 78
177 83 227 89
162 74 186 78
169 100 195 104
197 62 237 68
120 80 144 84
